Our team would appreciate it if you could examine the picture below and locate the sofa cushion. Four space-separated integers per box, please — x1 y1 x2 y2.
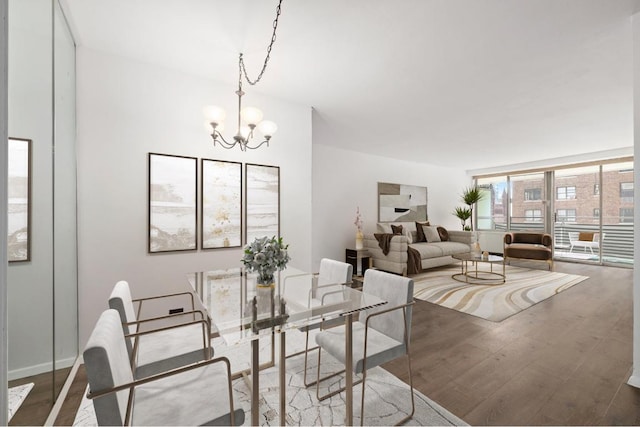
505 243 552 261
415 221 430 242
429 241 471 256
409 243 444 258
437 226 449 241
424 226 441 242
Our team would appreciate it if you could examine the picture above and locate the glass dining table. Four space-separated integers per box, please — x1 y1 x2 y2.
187 267 386 426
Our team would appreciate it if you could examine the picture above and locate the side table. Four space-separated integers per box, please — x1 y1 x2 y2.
345 248 371 276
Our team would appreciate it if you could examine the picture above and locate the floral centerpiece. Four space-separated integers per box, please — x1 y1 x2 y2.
242 236 290 287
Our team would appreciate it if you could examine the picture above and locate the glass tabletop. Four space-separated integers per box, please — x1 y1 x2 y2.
187 267 387 346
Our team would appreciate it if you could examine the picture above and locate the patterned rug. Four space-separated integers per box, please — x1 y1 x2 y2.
8 382 34 421
412 264 588 322
73 328 467 426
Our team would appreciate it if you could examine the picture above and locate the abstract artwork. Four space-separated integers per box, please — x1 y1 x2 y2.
8 138 31 262
148 153 197 253
201 159 242 249
245 163 280 243
378 182 428 222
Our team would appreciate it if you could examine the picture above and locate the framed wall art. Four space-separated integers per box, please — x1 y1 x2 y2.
245 163 280 243
148 153 197 253
8 137 31 262
201 159 242 249
378 182 428 222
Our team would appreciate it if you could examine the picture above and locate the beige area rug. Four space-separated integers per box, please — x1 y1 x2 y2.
412 264 588 322
8 382 34 421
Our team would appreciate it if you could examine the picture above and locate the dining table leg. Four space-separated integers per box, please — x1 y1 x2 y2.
280 331 286 426
345 313 353 426
252 338 260 426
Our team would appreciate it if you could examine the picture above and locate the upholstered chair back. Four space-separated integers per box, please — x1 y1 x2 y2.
108 281 138 358
317 258 353 286
83 309 134 426
360 269 414 343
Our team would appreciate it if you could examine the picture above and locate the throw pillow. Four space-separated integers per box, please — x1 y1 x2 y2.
424 226 441 242
437 226 449 242
391 224 404 235
415 221 430 242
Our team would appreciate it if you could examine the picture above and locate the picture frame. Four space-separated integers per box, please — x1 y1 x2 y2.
378 182 428 222
148 153 197 253
245 163 280 243
8 137 31 262
201 159 242 249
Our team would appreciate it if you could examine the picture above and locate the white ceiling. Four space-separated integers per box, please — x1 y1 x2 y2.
60 0 640 171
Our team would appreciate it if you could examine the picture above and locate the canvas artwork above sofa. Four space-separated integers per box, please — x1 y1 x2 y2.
364 221 472 276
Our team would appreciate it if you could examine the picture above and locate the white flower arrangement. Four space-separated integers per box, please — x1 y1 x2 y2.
242 236 290 284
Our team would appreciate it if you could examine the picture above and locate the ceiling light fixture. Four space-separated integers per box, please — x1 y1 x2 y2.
203 0 283 151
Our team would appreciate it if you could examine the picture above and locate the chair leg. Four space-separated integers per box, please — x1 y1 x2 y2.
303 330 321 387
315 347 362 401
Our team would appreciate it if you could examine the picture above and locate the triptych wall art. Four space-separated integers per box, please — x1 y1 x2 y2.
148 153 280 254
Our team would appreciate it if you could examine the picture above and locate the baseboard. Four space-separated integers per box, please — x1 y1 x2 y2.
627 371 640 388
8 356 76 381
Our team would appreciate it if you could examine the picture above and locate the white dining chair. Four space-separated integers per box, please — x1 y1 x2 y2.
109 280 212 379
84 309 244 426
315 269 415 426
282 258 353 386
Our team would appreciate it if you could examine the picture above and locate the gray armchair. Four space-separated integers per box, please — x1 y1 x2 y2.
109 280 212 379
84 309 244 426
315 269 415 425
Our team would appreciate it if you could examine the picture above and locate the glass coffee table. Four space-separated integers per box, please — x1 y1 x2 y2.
452 253 505 285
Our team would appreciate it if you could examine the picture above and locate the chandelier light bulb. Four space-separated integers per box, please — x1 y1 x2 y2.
257 120 278 137
239 125 252 139
203 105 227 125
241 107 264 126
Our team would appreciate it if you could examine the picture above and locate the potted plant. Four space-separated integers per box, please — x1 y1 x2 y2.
453 206 472 230
461 186 484 232
242 236 291 287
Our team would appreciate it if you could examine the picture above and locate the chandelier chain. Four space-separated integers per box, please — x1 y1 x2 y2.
239 0 283 87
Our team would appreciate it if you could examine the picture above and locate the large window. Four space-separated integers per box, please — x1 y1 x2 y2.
620 182 634 202
557 186 576 200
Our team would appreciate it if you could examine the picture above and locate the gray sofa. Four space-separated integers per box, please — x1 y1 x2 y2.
364 222 472 276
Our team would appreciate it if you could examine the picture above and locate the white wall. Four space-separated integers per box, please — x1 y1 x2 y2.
311 141 469 271
76 48 313 346
629 11 640 389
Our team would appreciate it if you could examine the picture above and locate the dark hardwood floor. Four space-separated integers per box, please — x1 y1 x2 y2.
47 262 640 425
8 367 71 426
384 261 640 425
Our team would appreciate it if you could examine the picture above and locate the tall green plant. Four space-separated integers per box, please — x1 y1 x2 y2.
453 207 472 230
461 186 484 231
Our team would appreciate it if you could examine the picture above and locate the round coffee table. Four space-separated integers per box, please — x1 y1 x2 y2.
452 253 505 285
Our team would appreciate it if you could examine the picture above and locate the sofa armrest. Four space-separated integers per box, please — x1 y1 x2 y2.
447 230 473 245
363 234 408 275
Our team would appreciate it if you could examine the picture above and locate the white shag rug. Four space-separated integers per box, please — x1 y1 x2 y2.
8 382 34 421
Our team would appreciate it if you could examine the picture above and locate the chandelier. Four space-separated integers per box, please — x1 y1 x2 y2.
203 0 283 151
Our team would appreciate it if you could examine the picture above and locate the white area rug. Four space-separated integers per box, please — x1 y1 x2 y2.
412 264 588 322
74 329 466 426
8 382 34 421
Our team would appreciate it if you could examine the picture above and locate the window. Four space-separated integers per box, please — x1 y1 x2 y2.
524 209 542 222
620 182 634 202
524 188 541 201
557 209 576 222
593 208 600 218
594 184 600 195
620 208 634 223
557 186 576 200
